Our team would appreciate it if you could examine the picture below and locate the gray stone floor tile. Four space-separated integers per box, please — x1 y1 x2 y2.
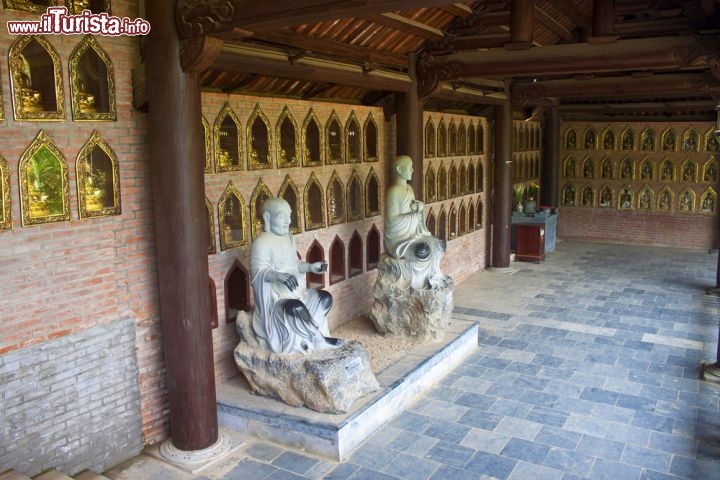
346 467 400 480
588 458 643 480
542 447 595 477
508 460 564 480
270 452 319 475
464 451 518 480
500 437 550 464
424 441 475 467
576 434 625 461
382 452 440 479
621 444 672 472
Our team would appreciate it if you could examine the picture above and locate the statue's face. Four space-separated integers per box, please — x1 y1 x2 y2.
397 161 413 181
267 206 291 236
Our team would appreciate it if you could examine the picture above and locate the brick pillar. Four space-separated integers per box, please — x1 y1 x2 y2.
145 0 219 451
395 53 424 199
492 91 513 268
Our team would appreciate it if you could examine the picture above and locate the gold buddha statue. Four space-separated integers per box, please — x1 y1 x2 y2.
12 54 43 114
74 78 97 114
71 0 92 14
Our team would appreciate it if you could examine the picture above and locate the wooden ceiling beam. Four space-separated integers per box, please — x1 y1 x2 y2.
536 0 589 30
369 13 445 40
430 83 507 106
559 99 717 114
533 4 574 42
439 3 474 18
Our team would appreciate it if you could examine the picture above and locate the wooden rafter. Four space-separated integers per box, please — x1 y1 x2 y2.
533 4 573 41
369 13 445 40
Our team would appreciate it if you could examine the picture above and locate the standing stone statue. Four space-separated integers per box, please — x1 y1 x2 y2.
234 197 379 414
370 155 454 341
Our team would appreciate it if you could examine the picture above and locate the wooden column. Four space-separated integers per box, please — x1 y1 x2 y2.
396 53 424 199
491 92 513 268
145 0 218 451
506 0 533 50
589 0 618 43
540 103 559 207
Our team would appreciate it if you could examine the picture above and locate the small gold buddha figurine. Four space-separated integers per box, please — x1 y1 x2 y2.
217 149 231 167
71 0 92 14
75 78 97 114
12 54 43 114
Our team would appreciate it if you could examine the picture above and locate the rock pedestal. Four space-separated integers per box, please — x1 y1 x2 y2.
234 313 380 414
369 254 454 342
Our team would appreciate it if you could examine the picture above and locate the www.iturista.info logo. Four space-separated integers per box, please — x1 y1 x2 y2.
7 6 150 35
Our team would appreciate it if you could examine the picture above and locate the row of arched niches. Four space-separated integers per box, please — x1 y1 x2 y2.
0 34 116 121
564 125 720 153
424 116 487 158
0 129 120 231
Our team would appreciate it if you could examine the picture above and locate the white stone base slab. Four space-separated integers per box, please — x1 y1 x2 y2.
147 429 242 474
217 319 479 460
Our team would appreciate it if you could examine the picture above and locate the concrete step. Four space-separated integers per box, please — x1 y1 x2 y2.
33 470 73 480
74 471 111 480
0 469 32 480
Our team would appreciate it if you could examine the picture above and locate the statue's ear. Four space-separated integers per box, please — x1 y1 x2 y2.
262 210 271 227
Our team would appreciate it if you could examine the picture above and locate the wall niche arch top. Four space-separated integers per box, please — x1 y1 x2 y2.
425 118 436 158
617 185 634 209
438 204 447 241
425 163 437 203
225 260 251 322
218 181 248 250
365 167 380 217
636 185 653 210
437 118 448 157
247 104 272 169
0 155 11 231
467 202 475 232
677 187 695 213
327 170 346 225
659 158 675 182
364 113 379 162
700 187 717 214
476 160 484 192
599 185 613 208
19 130 70 226
640 128 656 151
437 162 448 200
345 111 362 163
302 109 322 167
214 102 243 172
326 111 344 165
349 231 363 277
681 158 698 182
426 207 437 236
477 123 484 153
600 156 613 179
561 182 576 206
703 157 718 183
69 35 116 121
563 155 577 178
476 197 483 227
602 128 616 150
367 224 381 270
621 127 635 150
468 121 476 154
705 128 720 152
10 35 64 121
564 127 577 150
448 119 457 156
347 169 364 221
329 236 346 285
458 201 467 235
278 174 302 234
459 160 468 195
467 160 476 193
202 115 212 174
276 106 299 168
640 158 654 180
3 0 58 15
458 120 467 155
250 179 274 239
583 127 596 150
205 197 216 255
582 156 595 179
449 161 458 197
76 130 121 219
682 127 699 152
661 127 677 152
580 185 595 207
619 156 634 180
657 186 674 212
304 172 326 230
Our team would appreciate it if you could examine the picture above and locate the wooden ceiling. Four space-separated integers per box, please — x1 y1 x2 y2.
180 0 720 122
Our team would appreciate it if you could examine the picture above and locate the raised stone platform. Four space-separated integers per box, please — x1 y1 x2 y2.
216 318 479 460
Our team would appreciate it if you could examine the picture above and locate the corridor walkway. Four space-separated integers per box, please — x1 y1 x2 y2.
110 240 720 480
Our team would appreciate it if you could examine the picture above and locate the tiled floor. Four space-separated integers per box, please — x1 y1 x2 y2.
110 240 720 480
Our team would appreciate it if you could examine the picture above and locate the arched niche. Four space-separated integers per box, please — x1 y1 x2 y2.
347 169 364 221
581 185 595 207
681 159 698 182
276 106 299 168
19 130 70 226
304 172 326 230
214 102 242 172
425 163 437 203
306 240 325 288
4 0 58 14
202 115 212 174
247 104 272 169
477 123 485 153
438 205 447 241
218 181 248 250
278 175 302 234
209 277 218 329
437 118 448 157
582 156 595 179
467 161 476 193
561 182 576 206
364 113 379 162
326 111 344 165
467 202 475 232
705 128 720 153
513 125 520 151
564 127 577 150
76 130 121 219
640 158 654 181
659 158 675 182
458 120 467 155
476 160 484 192
459 160 467 195
345 111 362 163
661 127 677 152
425 118 436 158
69 35 116 121
476 197 483 228
327 171 346 225
225 260 251 322
349 231 363 277
0 156 10 230
703 157 718 183
621 127 635 150
329 236 346 285
599 185 613 208
458 201 467 236
640 128 656 151
367 224 381 270
677 187 695 213
468 122 476 154
205 197 216 254
449 162 458 197
9 35 64 120
637 185 654 211
619 156 634 180
602 128 616 150
426 207 437 236
583 127 596 150
302 109 322 167
365 168 380 217
657 186 674 212
563 156 576 178
700 187 717 215
682 127 699 152
617 185 634 209
437 163 447 201
250 178 273 239
448 120 457 156
68 0 110 15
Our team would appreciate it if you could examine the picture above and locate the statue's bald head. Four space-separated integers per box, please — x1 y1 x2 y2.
262 197 292 233
394 155 414 180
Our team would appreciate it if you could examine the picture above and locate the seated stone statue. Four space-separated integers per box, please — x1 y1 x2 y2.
250 197 337 355
384 155 448 290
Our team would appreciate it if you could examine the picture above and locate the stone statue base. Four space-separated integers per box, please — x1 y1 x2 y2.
369 254 454 342
234 313 380 414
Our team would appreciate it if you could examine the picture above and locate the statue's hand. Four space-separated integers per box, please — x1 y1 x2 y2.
411 200 424 213
309 261 328 274
268 270 298 290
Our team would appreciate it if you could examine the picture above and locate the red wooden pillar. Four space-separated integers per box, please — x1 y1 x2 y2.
589 0 618 43
396 53 424 199
506 0 533 50
145 0 219 451
491 90 513 268
540 103 559 207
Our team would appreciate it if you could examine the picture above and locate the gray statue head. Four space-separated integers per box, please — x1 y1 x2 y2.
262 197 292 235
395 155 413 180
